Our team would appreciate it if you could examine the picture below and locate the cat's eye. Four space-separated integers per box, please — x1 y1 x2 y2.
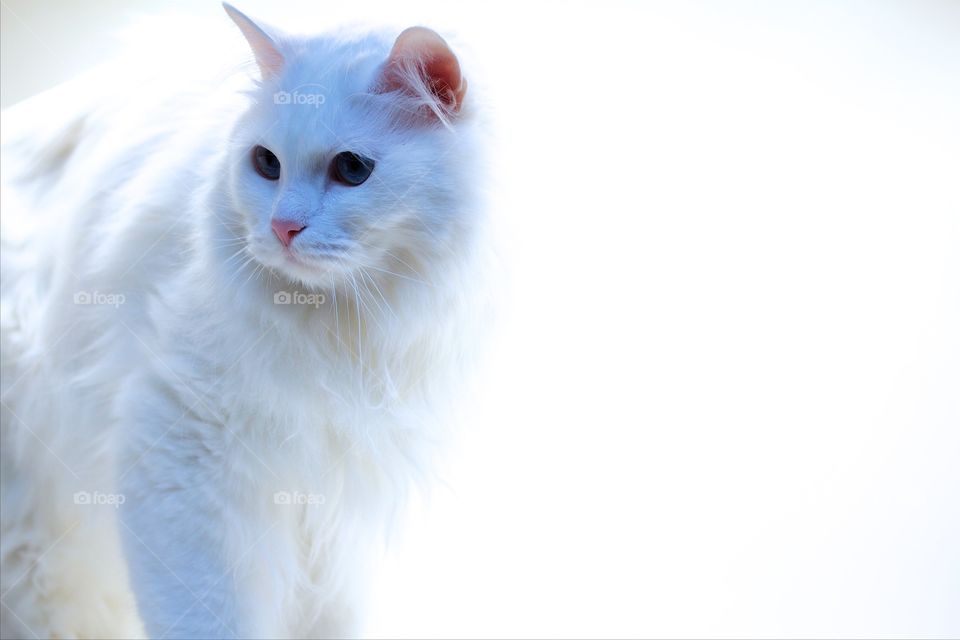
332 151 375 186
252 145 281 180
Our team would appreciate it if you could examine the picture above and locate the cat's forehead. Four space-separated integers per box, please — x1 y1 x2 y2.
260 36 390 155
284 40 383 100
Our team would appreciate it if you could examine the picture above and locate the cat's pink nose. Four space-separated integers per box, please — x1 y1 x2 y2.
271 219 305 248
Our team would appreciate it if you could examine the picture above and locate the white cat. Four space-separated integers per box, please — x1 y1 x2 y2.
0 4 484 637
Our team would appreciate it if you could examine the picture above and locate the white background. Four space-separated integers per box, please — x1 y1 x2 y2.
2 1 958 637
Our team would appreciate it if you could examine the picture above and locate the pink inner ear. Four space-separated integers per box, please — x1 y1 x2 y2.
381 27 467 113
223 3 284 80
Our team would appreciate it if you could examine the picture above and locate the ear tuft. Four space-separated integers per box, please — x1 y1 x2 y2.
378 26 467 116
223 3 284 80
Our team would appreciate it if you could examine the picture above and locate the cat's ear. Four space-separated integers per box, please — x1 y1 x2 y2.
376 27 467 116
223 3 284 80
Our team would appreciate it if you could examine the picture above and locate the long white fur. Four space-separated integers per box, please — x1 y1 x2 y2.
0 8 485 638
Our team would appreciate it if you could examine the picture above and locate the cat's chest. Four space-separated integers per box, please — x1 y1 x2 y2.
164 287 429 470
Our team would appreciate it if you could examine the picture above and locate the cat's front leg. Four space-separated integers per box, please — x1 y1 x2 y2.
117 388 282 639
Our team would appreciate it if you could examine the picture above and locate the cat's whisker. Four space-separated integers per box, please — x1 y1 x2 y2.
227 255 256 280
347 241 433 287
355 268 386 317
330 281 341 353
222 245 251 266
224 253 258 289
359 267 397 322
355 261 432 287
211 238 249 250
379 249 432 283
349 270 384 336
240 259 264 288
348 273 364 390
250 263 266 286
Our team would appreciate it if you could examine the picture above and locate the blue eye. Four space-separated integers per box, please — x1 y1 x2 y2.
253 145 281 180
332 151 374 186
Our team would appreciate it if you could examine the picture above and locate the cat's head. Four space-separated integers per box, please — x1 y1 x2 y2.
222 3 474 290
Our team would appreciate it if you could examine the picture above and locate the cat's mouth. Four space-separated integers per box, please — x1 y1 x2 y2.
248 232 359 286
282 243 349 265
268 243 356 286
308 242 351 256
